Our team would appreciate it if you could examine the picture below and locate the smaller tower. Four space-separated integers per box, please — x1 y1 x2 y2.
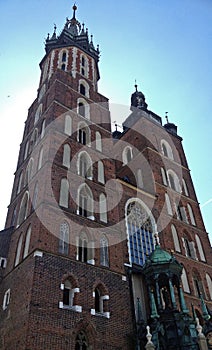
142 239 199 349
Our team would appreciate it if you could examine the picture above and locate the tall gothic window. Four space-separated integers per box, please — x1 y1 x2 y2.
75 331 88 350
100 236 109 267
59 221 69 255
126 201 154 266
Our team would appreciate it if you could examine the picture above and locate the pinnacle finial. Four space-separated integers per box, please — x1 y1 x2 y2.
165 111 169 123
135 79 138 92
72 3 77 18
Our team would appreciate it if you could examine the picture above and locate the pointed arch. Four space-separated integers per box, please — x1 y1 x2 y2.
17 191 29 226
75 331 89 350
17 171 23 194
165 193 173 215
161 167 168 186
125 198 155 266
195 234 206 262
99 193 107 223
95 131 102 152
59 178 69 208
79 79 90 98
187 203 196 226
63 143 71 168
64 115 72 136
122 146 133 165
161 139 173 160
167 169 181 192
77 184 94 220
181 267 190 293
32 182 38 210
40 119 46 138
206 274 212 300
171 224 181 252
37 146 44 170
24 141 29 160
23 225 32 258
59 221 69 255
77 98 90 119
100 236 109 267
98 161 105 184
15 233 23 266
77 122 91 146
77 151 93 179
182 178 189 196
34 104 42 125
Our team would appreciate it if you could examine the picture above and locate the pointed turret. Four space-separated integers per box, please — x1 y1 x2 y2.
44 4 100 62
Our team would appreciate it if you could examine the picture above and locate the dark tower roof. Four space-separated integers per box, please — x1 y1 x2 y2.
45 5 100 62
131 84 148 111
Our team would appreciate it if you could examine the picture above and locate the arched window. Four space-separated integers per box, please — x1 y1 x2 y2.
58 50 68 71
17 171 23 194
78 232 88 262
32 182 38 210
64 115 72 136
78 123 91 146
79 79 90 98
34 104 42 125
161 140 173 160
99 193 107 223
15 233 23 266
63 144 71 168
195 234 206 262
75 331 89 350
77 184 94 220
23 225 31 258
175 204 188 223
11 206 17 226
122 146 133 165
24 141 29 160
100 236 109 267
187 204 196 226
126 200 155 266
59 178 69 208
40 119 46 139
171 224 181 252
78 99 90 119
161 167 168 186
206 274 212 300
37 147 44 170
182 236 197 260
80 54 88 77
182 178 189 196
17 191 29 226
98 161 105 184
165 193 173 215
193 271 205 298
32 128 38 148
59 221 69 255
167 170 181 192
78 152 92 179
62 51 67 62
80 84 86 96
137 169 144 188
95 131 102 152
59 277 81 312
181 267 190 293
25 158 34 184
92 285 110 318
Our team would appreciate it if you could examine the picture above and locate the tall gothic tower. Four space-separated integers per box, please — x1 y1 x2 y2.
0 5 211 350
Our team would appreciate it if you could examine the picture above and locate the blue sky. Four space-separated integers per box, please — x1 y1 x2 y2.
0 0 211 241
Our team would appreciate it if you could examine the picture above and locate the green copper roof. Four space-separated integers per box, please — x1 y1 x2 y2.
149 244 172 264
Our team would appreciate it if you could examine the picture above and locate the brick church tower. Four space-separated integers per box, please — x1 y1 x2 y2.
0 4 211 350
